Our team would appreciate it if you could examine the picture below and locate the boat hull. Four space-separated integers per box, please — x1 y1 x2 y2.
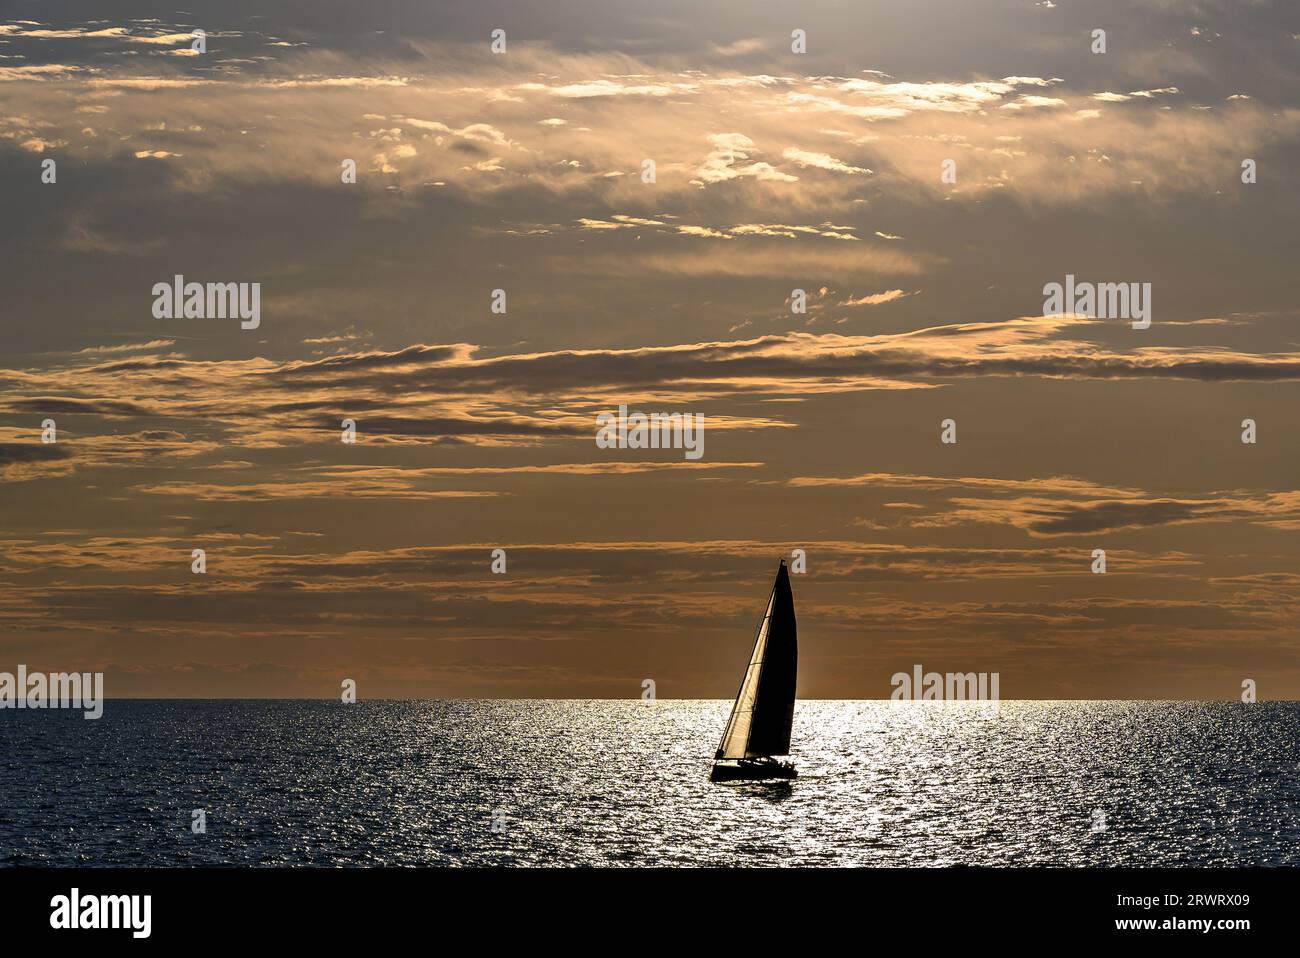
709 759 797 783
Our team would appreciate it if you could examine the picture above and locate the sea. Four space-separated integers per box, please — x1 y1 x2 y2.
2 700 1297 866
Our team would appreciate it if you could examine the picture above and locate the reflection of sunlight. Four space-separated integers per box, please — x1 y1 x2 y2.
7 699 1292 866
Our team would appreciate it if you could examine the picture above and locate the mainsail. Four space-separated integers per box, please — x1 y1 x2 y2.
715 560 797 760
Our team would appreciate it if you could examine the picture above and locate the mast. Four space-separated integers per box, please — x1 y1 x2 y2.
715 560 798 760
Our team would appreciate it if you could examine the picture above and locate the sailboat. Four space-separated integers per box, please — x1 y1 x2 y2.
710 559 798 782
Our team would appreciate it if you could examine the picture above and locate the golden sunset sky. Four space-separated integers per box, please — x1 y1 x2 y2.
1 1 1297 698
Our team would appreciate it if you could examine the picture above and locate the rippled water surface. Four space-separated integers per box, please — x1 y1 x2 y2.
2 700 1298 866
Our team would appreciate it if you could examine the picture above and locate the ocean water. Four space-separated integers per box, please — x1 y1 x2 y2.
1 700 1297 867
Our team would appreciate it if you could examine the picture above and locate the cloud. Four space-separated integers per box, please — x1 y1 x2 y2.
0 441 72 466
693 132 798 185
1 45 1293 213
840 289 915 306
0 24 197 46
572 215 860 242
786 472 1300 536
134 480 505 501
781 147 871 174
76 340 175 355
1092 87 1180 103
516 78 697 98
924 495 1299 536
5 312 1299 481
835 76 1051 113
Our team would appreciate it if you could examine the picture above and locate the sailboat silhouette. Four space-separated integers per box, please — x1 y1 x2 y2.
710 559 798 782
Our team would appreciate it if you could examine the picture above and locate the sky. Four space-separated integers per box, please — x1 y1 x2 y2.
1 0 1297 699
